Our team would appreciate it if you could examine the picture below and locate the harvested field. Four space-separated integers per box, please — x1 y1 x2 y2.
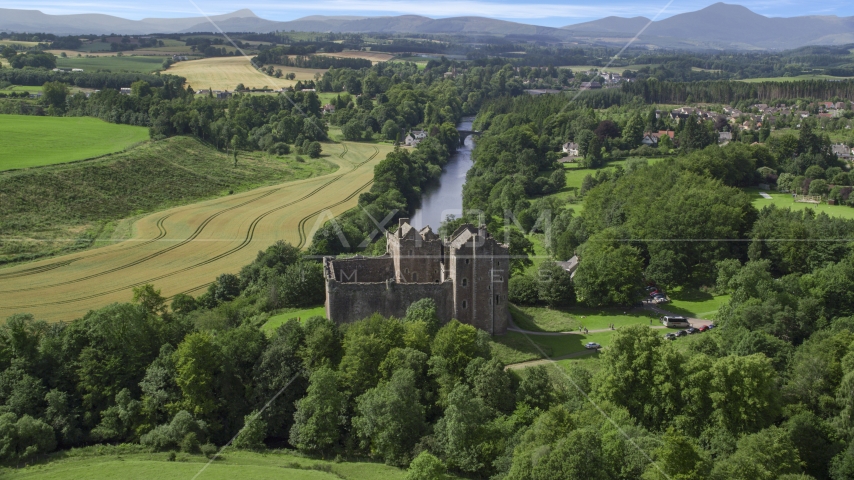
316 51 395 63
0 141 393 322
166 56 323 90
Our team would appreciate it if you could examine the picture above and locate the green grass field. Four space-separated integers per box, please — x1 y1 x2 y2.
490 330 615 365
0 115 150 171
746 187 854 220
665 288 730 320
1 447 417 480
263 305 327 331
55 55 165 73
511 304 658 333
0 85 44 93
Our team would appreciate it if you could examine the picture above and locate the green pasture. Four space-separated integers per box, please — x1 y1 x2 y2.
745 187 854 220
0 115 150 171
0 85 44 93
1 447 415 480
55 55 165 73
262 305 327 331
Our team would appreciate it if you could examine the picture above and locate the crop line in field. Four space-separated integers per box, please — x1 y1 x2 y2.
0 146 380 309
0 214 173 280
0 190 278 294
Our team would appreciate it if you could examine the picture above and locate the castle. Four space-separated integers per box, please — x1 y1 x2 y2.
323 219 510 335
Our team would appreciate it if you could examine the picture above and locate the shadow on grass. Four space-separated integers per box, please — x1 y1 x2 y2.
509 304 548 332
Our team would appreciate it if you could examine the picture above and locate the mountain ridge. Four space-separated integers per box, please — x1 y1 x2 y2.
1 4 853 50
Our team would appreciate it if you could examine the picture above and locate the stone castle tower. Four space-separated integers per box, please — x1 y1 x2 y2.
323 219 510 335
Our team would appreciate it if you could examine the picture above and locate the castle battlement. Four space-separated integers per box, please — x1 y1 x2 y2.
323 219 510 335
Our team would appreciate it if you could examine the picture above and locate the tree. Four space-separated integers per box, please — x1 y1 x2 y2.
809 179 829 196
509 274 539 305
306 141 322 158
42 81 69 111
573 230 644 307
532 428 609 480
172 332 221 419
642 428 710 480
428 320 489 402
433 384 495 473
537 262 575 308
710 426 802 480
131 80 152 97
709 354 779 435
622 113 645 149
0 413 57 462
353 368 426 465
289 366 345 454
516 365 554 411
232 410 267 450
133 284 167 315
596 325 683 429
382 120 400 142
342 119 367 141
406 451 447 480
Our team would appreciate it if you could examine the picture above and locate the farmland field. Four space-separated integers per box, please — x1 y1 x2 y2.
0 140 393 322
54 55 165 73
0 115 149 170
316 50 395 63
167 56 323 90
1 447 419 480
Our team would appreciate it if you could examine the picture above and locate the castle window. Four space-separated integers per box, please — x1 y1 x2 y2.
465 259 470 265
405 268 409 273
462 278 468 287
496 294 500 303
462 300 467 309
497 261 500 266
410 249 414 255
412 272 418 281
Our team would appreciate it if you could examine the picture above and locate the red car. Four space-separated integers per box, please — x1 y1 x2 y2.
698 325 710 332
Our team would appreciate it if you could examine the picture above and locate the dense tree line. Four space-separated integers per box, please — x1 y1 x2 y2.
624 78 854 104
0 69 178 89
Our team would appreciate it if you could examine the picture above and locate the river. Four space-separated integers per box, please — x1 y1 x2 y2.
410 117 475 230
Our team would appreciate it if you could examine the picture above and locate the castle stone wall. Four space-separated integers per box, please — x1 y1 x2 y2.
325 279 455 324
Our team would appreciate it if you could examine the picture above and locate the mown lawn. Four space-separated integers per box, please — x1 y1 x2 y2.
0 115 150 171
745 187 854 220
665 287 730 320
2 447 417 480
262 305 327 332
510 304 658 332
490 330 615 365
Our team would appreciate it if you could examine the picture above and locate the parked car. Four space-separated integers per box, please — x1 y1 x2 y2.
664 333 677 340
686 327 698 334
676 330 688 337
649 290 660 297
708 323 717 329
585 342 601 350
698 325 710 332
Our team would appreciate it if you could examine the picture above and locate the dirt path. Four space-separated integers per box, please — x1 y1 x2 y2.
505 350 597 370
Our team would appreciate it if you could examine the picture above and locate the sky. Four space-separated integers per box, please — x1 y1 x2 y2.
7 0 854 28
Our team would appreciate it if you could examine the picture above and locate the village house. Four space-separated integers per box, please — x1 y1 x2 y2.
556 255 580 280
322 104 336 114
562 142 580 156
719 131 733 145
405 130 428 147
832 144 853 160
579 81 601 90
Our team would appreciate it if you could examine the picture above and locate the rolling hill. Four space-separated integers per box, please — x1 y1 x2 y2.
2 3 854 50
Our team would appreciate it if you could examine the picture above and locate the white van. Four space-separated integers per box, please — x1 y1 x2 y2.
661 316 690 328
